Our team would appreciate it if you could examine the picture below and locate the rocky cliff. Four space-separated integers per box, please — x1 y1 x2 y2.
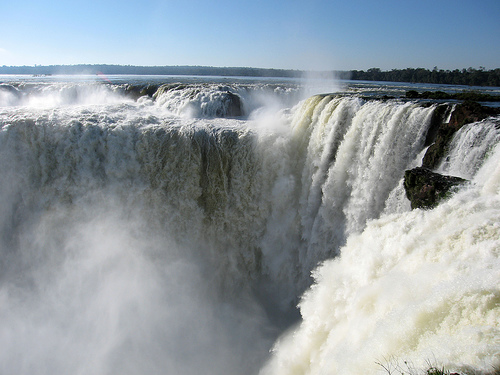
404 101 499 209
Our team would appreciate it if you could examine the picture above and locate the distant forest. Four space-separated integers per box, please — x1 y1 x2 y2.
1 64 499 87
349 67 500 87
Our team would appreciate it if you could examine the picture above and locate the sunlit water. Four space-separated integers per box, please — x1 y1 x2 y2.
0 75 499 375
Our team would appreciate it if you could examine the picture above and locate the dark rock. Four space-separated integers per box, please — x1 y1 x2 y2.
404 167 467 209
123 84 159 100
139 84 160 98
423 104 450 147
448 100 499 127
422 101 500 169
405 90 500 102
406 90 419 99
220 91 242 117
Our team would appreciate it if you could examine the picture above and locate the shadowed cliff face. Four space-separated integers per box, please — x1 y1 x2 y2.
404 101 499 210
422 101 500 169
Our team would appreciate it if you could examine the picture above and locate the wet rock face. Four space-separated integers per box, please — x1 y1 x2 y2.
404 167 467 209
405 101 499 210
218 91 243 117
422 101 500 169
122 84 160 100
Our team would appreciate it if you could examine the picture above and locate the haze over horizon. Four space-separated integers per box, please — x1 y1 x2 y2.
1 0 499 72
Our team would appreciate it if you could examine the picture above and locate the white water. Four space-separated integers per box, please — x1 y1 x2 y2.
436 117 500 179
0 78 498 375
152 82 301 118
262 143 500 375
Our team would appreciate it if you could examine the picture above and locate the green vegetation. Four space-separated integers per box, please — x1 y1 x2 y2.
350 67 500 87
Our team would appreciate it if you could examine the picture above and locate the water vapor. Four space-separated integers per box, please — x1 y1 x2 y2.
1 77 499 375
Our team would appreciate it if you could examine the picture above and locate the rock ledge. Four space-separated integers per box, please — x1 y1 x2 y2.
404 167 467 209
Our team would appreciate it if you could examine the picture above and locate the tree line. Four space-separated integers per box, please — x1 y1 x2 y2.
1 65 499 87
349 67 500 87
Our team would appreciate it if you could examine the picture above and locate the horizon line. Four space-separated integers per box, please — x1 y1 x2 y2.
1 64 499 72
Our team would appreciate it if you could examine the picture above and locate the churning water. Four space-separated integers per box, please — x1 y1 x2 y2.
0 75 498 375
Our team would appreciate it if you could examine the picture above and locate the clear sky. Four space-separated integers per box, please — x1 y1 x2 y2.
1 0 499 71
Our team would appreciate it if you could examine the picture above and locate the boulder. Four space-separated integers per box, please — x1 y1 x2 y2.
404 167 467 209
219 91 242 117
123 84 159 100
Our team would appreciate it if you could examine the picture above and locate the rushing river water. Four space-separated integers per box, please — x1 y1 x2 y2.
0 74 499 375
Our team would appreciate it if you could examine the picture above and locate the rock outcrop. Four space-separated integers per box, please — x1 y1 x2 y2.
406 90 500 102
404 101 499 209
422 101 500 169
218 91 243 117
122 84 160 100
404 167 467 209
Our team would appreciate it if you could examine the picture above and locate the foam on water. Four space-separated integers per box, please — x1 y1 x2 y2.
261 147 500 374
0 78 498 374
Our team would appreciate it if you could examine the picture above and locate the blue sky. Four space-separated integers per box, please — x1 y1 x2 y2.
1 0 499 70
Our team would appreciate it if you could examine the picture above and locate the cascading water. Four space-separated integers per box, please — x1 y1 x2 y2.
0 76 498 375
259 95 435 296
0 98 276 375
436 117 500 179
261 137 500 375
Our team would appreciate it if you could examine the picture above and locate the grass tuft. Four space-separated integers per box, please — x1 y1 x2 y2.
375 358 500 375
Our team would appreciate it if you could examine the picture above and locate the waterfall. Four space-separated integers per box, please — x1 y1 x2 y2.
0 78 498 375
261 141 500 375
436 117 500 179
260 115 500 375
